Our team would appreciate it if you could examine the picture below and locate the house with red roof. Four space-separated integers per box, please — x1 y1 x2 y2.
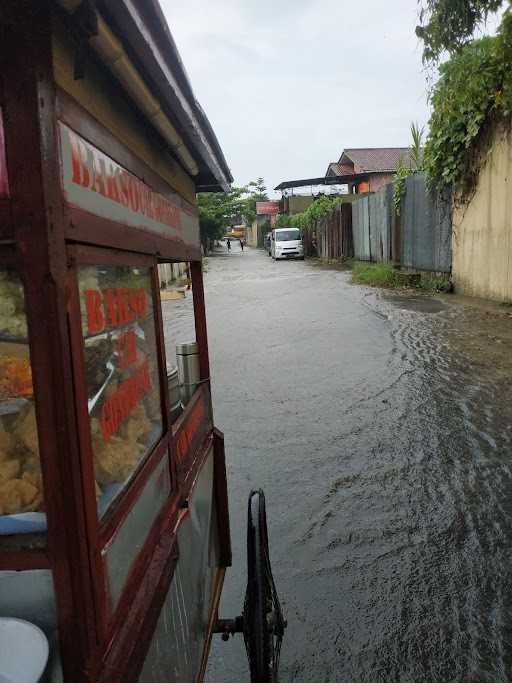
325 148 412 193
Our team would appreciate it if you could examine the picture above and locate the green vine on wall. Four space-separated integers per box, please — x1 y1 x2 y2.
424 10 512 199
392 161 414 216
276 195 344 232
392 122 424 216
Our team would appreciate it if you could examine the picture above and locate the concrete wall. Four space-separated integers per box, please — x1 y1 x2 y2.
247 220 258 247
247 216 269 247
452 125 512 301
158 262 188 287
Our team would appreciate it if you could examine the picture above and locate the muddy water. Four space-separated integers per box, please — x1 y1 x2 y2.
165 247 512 682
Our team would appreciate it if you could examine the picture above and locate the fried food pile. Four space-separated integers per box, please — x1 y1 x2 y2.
0 407 42 515
0 399 156 517
91 403 154 487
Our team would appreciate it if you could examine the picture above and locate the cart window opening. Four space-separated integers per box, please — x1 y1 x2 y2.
0 268 45 541
158 263 198 421
78 265 163 518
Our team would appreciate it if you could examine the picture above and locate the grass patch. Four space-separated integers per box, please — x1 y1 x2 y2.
351 262 397 287
351 261 453 292
417 274 452 293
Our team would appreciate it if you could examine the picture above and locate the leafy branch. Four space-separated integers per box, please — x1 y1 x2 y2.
392 122 424 215
423 10 512 198
416 0 505 63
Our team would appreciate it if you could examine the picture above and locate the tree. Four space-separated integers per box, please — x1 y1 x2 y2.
197 187 247 252
197 178 269 252
240 177 269 227
416 0 505 63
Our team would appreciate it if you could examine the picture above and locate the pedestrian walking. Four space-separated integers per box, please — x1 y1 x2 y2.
239 238 244 252
226 238 231 252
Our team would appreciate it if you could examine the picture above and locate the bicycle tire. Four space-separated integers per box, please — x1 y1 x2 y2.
243 489 285 682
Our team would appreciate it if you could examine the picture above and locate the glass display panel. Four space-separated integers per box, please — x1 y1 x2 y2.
78 264 163 517
104 452 171 610
0 268 45 539
139 451 216 683
158 262 197 420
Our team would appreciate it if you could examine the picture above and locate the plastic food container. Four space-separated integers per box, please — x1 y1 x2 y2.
0 617 49 682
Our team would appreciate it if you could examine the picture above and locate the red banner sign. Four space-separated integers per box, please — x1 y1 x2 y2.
58 123 199 247
256 201 279 215
173 386 212 481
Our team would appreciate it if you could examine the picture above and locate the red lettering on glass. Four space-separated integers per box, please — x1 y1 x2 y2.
100 359 152 441
85 290 105 334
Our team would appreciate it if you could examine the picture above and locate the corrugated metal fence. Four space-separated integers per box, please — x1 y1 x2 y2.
305 203 353 260
352 197 371 261
401 174 451 272
301 174 451 272
351 174 451 272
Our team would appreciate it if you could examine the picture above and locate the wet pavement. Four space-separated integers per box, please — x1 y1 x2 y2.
168 245 512 682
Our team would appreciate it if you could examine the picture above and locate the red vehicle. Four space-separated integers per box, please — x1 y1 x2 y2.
0 2 284 681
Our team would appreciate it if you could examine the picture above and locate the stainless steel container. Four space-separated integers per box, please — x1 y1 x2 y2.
176 341 200 405
166 365 182 421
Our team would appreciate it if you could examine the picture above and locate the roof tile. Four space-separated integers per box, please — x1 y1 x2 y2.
340 148 412 173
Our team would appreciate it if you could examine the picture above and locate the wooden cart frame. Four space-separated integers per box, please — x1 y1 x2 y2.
0 2 233 680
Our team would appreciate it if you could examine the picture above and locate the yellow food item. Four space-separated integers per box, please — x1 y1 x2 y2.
0 412 44 515
17 406 39 454
120 403 153 443
93 435 143 485
0 477 40 515
0 458 20 482
0 431 13 460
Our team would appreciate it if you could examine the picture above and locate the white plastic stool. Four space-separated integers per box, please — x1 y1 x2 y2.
0 617 49 683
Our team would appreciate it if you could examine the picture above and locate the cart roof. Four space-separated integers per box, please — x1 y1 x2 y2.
59 0 232 193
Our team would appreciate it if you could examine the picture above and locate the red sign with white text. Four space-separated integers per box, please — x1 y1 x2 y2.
59 122 199 247
256 201 279 216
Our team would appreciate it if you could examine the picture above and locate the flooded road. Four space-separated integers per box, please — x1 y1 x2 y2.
183 246 512 682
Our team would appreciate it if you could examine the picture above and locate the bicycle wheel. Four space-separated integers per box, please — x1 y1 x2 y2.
243 489 286 682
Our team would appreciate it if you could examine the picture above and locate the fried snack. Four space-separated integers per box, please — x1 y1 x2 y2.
0 477 40 515
92 434 143 485
0 431 14 461
16 405 39 453
0 458 20 482
120 403 153 443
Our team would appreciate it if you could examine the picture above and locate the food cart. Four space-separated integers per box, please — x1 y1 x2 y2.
0 2 284 681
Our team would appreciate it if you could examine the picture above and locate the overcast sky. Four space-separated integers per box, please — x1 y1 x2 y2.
161 1 431 194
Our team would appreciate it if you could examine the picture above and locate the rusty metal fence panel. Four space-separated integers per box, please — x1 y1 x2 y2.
369 185 393 262
352 196 371 260
401 174 451 272
317 217 328 259
340 203 353 258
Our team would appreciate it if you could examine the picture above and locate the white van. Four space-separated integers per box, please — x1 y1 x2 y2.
271 228 304 260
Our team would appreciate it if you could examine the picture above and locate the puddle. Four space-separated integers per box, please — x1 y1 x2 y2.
383 294 447 314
